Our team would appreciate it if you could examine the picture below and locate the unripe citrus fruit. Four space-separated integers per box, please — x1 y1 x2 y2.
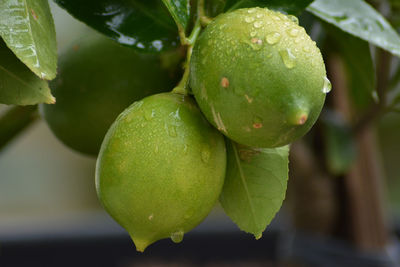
96 93 226 252
190 7 330 148
40 33 174 155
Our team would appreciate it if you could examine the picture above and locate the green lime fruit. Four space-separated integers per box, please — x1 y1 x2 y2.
190 7 330 148
40 33 175 155
96 93 226 252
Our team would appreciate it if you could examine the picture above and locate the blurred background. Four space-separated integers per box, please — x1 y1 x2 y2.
1 2 400 267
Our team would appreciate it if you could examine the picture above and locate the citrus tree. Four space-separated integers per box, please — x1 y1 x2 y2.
1 0 399 254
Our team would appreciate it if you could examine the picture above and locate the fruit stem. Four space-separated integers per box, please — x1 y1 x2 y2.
177 24 188 46
172 45 193 95
172 14 202 95
0 105 38 151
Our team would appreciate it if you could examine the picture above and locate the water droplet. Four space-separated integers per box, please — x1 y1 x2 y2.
253 116 263 129
250 31 257 37
201 145 211 163
266 32 281 45
288 28 299 37
247 9 256 14
171 230 184 243
131 100 143 111
287 15 299 25
245 16 254 23
144 109 155 121
253 21 262 28
279 48 296 69
168 125 177 137
322 76 332 93
272 15 281 21
255 233 263 240
303 46 311 53
256 13 263 18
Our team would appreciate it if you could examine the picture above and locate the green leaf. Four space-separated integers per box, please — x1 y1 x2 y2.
0 0 57 80
224 0 314 15
321 111 357 175
0 39 54 105
54 0 179 53
308 0 400 57
220 141 289 238
327 25 376 110
162 0 191 30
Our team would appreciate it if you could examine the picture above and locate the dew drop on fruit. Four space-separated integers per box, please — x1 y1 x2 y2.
322 76 332 93
201 145 211 163
266 32 281 45
287 28 299 37
171 230 184 243
247 8 256 14
272 15 281 21
302 46 311 53
253 21 263 28
287 15 299 25
245 16 255 23
279 48 296 69
144 109 155 121
167 125 177 137
250 31 257 37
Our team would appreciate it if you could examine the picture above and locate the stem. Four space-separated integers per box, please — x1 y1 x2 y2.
172 46 193 95
177 24 189 46
0 105 38 151
171 12 203 95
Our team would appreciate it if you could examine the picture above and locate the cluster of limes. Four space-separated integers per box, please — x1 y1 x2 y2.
41 8 328 251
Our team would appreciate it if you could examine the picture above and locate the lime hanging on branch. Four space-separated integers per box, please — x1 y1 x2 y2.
190 7 330 148
96 93 226 252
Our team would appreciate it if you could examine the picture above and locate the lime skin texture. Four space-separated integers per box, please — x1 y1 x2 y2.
190 7 328 148
95 93 227 252
40 33 173 155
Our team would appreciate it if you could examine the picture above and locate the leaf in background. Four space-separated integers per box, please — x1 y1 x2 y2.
220 141 289 238
321 110 357 175
327 25 376 111
224 0 314 16
0 39 54 105
0 0 57 80
308 0 400 57
54 0 179 53
205 0 226 17
162 0 190 30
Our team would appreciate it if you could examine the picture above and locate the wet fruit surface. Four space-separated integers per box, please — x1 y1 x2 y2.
190 7 328 148
40 33 173 155
96 93 226 252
